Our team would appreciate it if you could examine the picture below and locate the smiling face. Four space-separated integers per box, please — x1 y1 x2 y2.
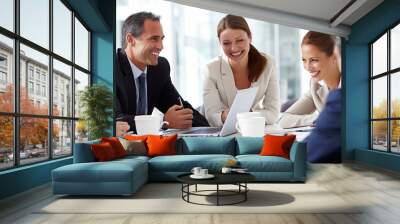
125 19 164 70
219 28 251 64
301 44 338 82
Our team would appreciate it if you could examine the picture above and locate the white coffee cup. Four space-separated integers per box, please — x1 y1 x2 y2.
236 112 263 135
199 169 208 176
236 116 265 137
134 115 162 135
221 167 232 173
191 167 202 176
236 111 262 120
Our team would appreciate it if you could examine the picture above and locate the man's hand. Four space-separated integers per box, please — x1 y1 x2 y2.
164 105 193 129
116 121 130 137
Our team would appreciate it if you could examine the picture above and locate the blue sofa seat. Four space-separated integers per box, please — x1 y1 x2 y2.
148 154 235 181
236 155 293 172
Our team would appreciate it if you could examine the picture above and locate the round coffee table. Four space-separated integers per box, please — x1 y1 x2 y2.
177 172 255 206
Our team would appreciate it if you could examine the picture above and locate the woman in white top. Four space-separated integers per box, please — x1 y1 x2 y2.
279 31 341 128
203 14 280 127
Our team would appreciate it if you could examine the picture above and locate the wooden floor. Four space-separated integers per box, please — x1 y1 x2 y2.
1 162 400 224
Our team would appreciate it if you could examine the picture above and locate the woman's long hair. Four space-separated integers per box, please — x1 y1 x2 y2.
301 31 340 56
217 15 267 82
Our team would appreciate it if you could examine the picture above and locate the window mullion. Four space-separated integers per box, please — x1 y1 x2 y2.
370 45 373 149
49 0 54 160
71 11 76 154
387 29 391 152
14 0 20 166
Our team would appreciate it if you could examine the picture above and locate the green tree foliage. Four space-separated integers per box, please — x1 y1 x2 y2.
0 85 59 150
372 99 400 141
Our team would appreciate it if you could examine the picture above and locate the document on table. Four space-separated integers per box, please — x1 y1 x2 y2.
264 125 314 141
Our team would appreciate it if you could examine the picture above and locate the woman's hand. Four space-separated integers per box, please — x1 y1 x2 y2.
221 110 229 123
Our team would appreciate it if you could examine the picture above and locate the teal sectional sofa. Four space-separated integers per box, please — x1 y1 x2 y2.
52 137 307 196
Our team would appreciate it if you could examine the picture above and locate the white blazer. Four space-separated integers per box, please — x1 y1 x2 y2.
203 53 280 127
279 79 330 128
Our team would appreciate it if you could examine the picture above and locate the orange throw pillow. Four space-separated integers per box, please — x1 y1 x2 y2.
101 137 126 158
91 142 117 161
146 135 177 157
260 134 296 159
124 135 149 141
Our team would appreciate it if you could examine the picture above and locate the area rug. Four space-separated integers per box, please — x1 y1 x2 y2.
38 183 361 214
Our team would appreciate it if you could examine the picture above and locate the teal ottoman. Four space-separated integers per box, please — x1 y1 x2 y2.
52 156 148 196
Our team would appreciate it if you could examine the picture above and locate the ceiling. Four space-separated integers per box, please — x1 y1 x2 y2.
167 0 384 37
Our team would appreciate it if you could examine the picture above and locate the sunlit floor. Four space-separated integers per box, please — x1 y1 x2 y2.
0 162 400 224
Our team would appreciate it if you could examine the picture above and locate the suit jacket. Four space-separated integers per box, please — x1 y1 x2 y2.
304 89 341 163
279 79 330 128
203 53 280 127
115 49 209 132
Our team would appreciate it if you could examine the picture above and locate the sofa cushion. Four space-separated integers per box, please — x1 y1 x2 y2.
236 155 293 172
91 142 118 161
119 138 147 156
260 134 296 159
148 154 235 172
124 135 149 141
147 135 178 157
101 137 127 158
177 137 235 155
116 155 150 163
236 137 263 155
74 140 100 163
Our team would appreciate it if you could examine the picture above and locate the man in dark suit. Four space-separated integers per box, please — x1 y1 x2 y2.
304 89 341 163
116 12 209 133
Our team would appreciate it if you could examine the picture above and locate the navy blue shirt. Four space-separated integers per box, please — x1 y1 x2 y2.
304 89 341 163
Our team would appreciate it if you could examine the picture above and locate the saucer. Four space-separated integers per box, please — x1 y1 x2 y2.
190 174 215 179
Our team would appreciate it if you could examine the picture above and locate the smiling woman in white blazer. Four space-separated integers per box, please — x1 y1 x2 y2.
203 15 280 127
279 31 341 128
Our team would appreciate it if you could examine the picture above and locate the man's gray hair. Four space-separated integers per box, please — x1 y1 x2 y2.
122 11 160 48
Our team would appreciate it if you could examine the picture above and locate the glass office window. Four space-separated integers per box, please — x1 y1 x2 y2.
74 18 89 70
20 44 49 115
391 24 400 70
372 34 387 76
0 0 14 31
391 120 400 153
372 77 387 119
53 119 72 158
370 21 400 154
391 72 400 118
53 59 72 117
372 121 388 152
0 116 14 170
53 0 72 60
20 0 49 49
0 0 91 170
19 117 49 165
0 35 14 113
75 120 88 143
74 69 89 118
